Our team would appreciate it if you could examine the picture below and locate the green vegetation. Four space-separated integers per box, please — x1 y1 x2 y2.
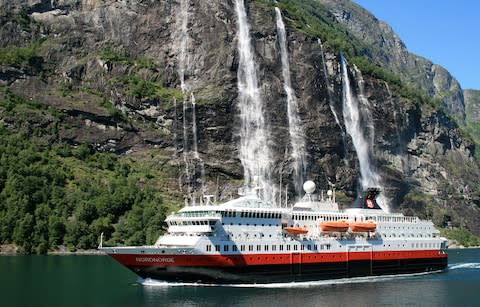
109 75 182 102
440 228 480 247
0 90 178 254
0 41 43 70
99 47 156 70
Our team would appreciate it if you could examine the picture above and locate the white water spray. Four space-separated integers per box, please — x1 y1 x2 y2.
235 0 275 204
275 7 307 197
182 96 190 183
191 93 199 159
176 0 192 198
340 55 383 196
178 0 189 94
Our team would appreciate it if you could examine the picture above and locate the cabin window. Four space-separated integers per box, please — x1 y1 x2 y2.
215 245 220 252
301 245 305 251
265 245 269 251
307 245 311 250
287 245 291 251
224 245 229 252
280 245 284 251
233 245 238 252
314 245 317 250
272 245 276 251
249 245 253 251
293 245 298 251
257 245 261 251
206 245 212 252
241 245 245 251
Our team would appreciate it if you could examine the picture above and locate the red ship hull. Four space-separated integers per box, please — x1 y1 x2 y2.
108 250 448 284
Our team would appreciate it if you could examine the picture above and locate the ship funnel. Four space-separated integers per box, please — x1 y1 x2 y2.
352 187 382 210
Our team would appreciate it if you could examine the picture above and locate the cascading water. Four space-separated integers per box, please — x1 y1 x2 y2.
178 0 189 94
191 93 206 193
340 55 385 207
275 7 307 197
175 0 207 204
234 0 275 204
182 95 190 182
191 93 199 159
176 0 192 202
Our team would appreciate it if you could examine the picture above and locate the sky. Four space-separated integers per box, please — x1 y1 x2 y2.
352 0 479 90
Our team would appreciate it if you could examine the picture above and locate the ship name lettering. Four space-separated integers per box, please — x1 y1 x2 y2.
136 257 175 263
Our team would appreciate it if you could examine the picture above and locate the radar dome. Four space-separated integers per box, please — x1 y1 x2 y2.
303 180 316 194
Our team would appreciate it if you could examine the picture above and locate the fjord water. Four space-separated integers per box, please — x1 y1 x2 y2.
1 249 480 307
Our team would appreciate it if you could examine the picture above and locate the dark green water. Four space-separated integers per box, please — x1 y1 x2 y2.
1 249 479 307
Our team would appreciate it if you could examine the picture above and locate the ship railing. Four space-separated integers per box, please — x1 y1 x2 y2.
167 212 222 219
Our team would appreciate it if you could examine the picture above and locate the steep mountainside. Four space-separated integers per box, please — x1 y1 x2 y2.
465 90 480 123
465 89 480 158
319 0 466 122
1 0 479 252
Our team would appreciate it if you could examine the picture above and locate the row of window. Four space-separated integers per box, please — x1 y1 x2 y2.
168 220 216 226
205 243 332 253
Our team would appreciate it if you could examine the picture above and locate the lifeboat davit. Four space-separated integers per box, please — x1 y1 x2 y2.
283 227 309 235
349 221 377 232
320 220 349 232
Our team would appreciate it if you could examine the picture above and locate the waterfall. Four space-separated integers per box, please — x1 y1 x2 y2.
191 93 199 159
175 0 192 200
191 93 206 193
178 0 189 93
175 0 207 203
275 7 306 197
340 55 381 190
234 0 275 204
182 96 190 182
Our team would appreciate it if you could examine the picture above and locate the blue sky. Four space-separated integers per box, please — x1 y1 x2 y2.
353 0 479 90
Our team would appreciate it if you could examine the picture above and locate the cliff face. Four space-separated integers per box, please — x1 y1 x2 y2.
465 90 480 123
319 0 466 123
1 0 479 235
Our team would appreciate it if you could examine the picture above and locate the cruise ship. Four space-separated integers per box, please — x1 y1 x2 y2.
99 181 448 284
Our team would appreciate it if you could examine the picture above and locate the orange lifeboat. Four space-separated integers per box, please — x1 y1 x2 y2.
320 220 349 232
283 227 309 235
349 220 377 232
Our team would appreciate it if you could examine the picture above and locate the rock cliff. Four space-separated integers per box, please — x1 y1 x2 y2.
1 0 479 237
319 0 466 123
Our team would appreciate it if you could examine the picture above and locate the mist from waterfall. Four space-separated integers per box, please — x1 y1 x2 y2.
340 55 383 197
234 0 275 204
275 7 306 198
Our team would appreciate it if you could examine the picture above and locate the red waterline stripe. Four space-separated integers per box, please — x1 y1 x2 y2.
111 250 447 267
